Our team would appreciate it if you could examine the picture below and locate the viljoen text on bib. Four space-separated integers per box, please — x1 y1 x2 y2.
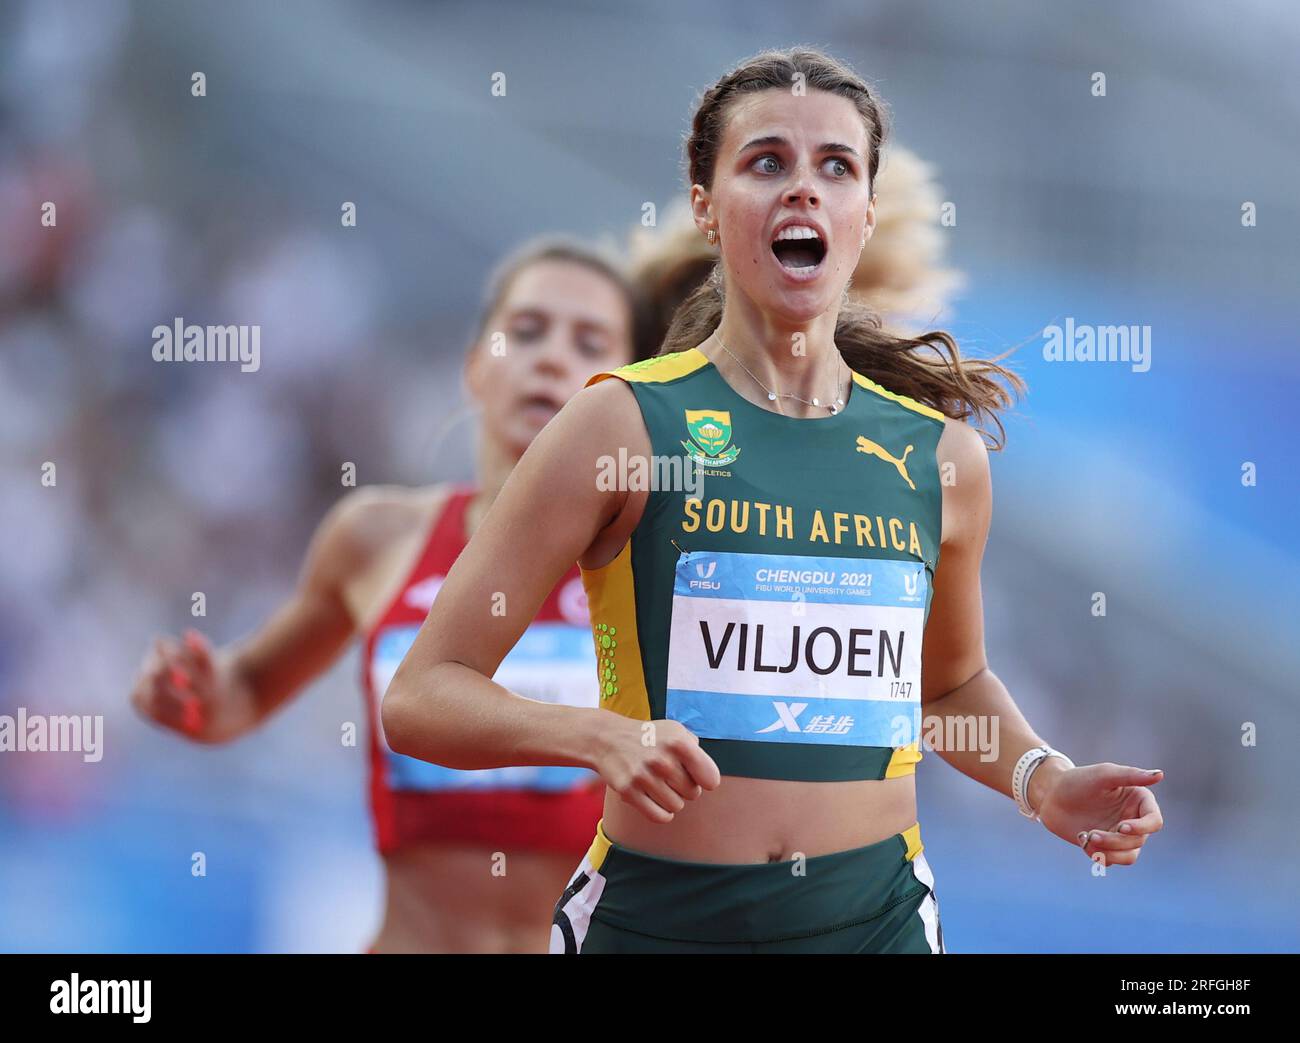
666 550 926 746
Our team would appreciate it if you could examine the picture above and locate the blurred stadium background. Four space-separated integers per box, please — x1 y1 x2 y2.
1 0 1296 952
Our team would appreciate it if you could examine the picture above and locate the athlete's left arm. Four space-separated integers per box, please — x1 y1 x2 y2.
919 419 1165 866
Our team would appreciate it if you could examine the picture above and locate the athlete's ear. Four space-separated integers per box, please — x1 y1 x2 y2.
690 184 716 242
862 194 878 243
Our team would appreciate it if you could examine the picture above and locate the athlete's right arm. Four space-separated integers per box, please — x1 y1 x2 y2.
382 380 721 823
130 489 386 744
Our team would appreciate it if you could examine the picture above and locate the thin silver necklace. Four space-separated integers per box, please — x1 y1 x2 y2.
710 331 847 415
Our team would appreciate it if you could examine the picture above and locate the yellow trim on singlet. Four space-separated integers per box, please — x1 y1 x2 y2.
592 349 943 424
885 740 924 778
586 347 711 388
586 818 613 872
580 540 652 723
901 822 923 862
850 371 946 421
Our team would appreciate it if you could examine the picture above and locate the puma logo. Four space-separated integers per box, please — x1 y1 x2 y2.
855 436 915 490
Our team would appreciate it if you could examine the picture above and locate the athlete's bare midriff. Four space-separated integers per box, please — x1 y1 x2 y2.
372 845 577 954
601 773 917 864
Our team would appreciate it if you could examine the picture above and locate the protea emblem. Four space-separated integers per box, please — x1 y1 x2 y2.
682 409 740 466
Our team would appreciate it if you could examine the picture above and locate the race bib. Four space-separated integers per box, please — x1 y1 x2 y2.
666 551 925 747
371 622 599 791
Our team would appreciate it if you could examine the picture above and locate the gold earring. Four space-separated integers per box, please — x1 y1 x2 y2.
706 229 717 244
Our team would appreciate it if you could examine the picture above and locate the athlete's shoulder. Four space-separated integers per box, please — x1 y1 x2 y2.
937 416 989 470
334 483 445 526
850 370 947 424
585 347 711 388
317 484 452 570
550 374 651 454
937 418 991 539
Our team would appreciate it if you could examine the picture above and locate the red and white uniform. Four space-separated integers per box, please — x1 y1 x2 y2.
361 485 604 854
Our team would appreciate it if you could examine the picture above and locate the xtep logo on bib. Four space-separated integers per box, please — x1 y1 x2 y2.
757 702 857 735
855 436 915 491
682 409 741 467
757 701 807 733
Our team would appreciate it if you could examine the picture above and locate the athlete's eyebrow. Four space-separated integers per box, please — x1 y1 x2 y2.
506 306 547 324
737 135 862 160
573 316 617 336
509 304 617 337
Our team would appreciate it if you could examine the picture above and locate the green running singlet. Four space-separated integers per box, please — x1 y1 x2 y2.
581 346 946 783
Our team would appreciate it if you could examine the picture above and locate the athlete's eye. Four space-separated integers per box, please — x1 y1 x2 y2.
510 318 545 342
577 333 611 358
752 154 852 177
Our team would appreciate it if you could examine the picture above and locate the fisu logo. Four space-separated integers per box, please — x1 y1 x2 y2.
903 571 919 597
689 559 720 591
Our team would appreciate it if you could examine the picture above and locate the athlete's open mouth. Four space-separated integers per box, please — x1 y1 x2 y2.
519 393 562 418
770 229 827 270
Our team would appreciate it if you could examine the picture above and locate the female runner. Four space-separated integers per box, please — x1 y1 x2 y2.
381 47 1166 954
130 238 649 953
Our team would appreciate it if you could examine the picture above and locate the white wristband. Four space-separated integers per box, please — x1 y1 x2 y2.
1013 745 1074 820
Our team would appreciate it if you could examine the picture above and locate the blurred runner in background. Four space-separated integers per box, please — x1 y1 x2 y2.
131 237 651 953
